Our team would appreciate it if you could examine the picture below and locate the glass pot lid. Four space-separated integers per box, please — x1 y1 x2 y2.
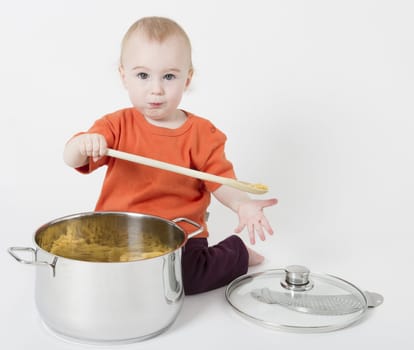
225 265 383 333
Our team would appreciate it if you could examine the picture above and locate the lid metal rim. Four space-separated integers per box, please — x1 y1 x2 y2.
226 304 367 333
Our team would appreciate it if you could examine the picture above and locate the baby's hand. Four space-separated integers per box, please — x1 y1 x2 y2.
234 198 277 245
76 133 107 162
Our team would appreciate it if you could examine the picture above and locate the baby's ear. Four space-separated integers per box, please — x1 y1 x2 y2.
185 69 194 90
118 65 127 88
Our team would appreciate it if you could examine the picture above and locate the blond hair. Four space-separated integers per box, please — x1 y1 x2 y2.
120 16 193 71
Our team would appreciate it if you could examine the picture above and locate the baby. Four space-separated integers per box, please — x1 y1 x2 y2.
63 16 277 294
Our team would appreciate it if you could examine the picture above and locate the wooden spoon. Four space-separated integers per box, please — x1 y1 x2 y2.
106 148 268 195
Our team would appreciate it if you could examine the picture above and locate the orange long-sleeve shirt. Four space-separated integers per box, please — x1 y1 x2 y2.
76 108 236 237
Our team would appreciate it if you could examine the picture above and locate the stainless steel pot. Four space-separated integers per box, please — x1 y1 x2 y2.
8 212 203 344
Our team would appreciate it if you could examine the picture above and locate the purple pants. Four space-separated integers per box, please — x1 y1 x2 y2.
181 235 249 295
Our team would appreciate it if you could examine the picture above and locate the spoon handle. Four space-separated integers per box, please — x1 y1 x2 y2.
106 148 267 194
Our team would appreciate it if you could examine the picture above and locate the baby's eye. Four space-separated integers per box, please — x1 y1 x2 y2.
136 72 149 79
164 73 176 81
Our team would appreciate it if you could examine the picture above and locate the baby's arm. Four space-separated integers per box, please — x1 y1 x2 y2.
63 133 107 168
213 185 277 244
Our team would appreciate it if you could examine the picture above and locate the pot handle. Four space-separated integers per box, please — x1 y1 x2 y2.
8 247 56 269
172 217 204 239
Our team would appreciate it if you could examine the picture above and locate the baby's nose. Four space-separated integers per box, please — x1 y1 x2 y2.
150 80 164 95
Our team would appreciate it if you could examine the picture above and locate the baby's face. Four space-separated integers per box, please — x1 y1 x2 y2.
120 32 192 123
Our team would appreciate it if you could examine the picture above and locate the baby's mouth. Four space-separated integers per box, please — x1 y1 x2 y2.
148 102 163 108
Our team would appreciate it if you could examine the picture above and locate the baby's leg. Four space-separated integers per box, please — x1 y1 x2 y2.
246 247 264 266
182 236 248 295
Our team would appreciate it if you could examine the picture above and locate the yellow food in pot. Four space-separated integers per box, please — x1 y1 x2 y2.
40 222 173 262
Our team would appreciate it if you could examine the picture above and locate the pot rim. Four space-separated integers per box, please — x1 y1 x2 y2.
31 211 198 264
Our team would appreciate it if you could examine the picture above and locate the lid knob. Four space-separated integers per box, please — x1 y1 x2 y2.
281 265 313 291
